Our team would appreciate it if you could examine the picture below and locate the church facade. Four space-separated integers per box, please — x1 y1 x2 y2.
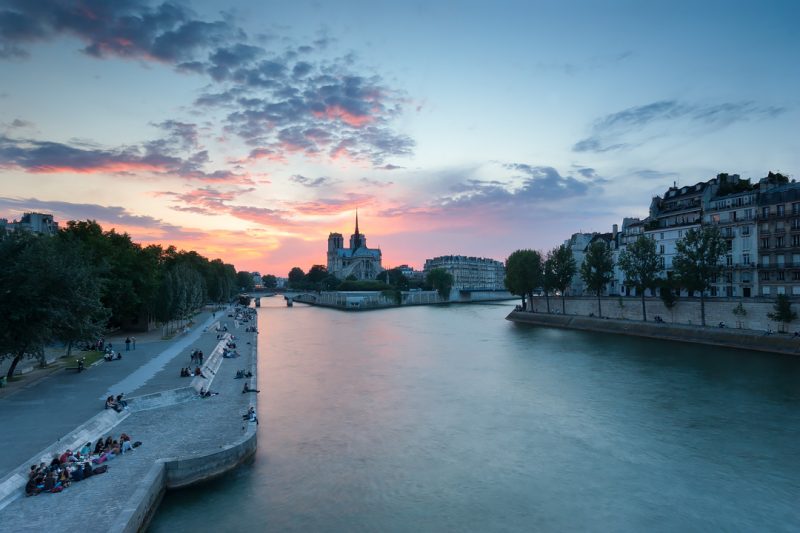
327 213 383 281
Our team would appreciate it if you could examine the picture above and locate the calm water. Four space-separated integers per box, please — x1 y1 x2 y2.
150 298 800 532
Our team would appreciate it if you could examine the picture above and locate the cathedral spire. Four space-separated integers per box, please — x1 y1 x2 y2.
355 209 360 236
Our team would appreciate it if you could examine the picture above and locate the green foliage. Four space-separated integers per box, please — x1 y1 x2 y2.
767 295 797 328
288 267 306 288
672 227 725 326
658 280 678 309
426 268 454 300
580 240 614 317
377 267 410 290
381 289 403 305
618 235 660 321
505 249 543 306
236 271 255 292
547 244 577 313
261 274 278 289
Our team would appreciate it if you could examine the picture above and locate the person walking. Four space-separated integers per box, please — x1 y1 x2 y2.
131 336 136 350
125 337 131 351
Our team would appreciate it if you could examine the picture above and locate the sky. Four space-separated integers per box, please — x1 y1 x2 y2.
1 0 798 276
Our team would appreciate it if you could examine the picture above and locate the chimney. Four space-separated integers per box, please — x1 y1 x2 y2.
612 224 618 239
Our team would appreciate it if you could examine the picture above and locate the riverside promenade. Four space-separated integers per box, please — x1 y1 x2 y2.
0 307 259 532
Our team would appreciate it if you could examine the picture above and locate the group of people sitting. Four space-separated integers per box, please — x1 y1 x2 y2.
25 434 140 496
234 369 253 379
199 387 219 398
104 393 128 412
103 347 122 361
179 366 209 378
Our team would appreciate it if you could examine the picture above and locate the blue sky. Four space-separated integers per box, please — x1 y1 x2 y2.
1 0 798 273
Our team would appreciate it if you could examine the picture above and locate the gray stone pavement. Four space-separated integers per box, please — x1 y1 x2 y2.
0 307 230 477
0 313 258 532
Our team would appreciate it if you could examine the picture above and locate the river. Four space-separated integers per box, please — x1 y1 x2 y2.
149 298 800 532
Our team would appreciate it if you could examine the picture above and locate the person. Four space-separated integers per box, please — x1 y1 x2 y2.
25 476 41 496
195 366 207 379
120 433 133 454
116 393 128 410
94 438 104 455
125 337 131 351
105 396 121 412
131 336 136 350
80 442 91 457
242 383 260 393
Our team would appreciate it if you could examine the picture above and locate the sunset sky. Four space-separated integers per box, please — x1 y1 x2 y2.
1 0 798 275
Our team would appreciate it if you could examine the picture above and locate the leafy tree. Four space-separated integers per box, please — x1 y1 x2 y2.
767 294 797 332
672 227 725 326
505 249 543 310
580 240 614 318
261 274 278 289
0 232 106 379
618 235 661 321
377 267 410 290
288 267 306 288
542 254 555 313
236 270 255 292
427 268 454 300
321 274 341 291
306 265 329 285
548 244 577 314
658 279 678 311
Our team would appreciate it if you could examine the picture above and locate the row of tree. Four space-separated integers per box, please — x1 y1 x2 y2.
0 220 241 379
506 227 729 326
285 265 455 299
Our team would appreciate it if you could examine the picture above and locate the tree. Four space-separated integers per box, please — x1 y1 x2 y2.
672 227 726 326
617 235 661 321
377 268 410 290
306 265 329 286
767 294 797 332
236 271 255 292
505 249 543 310
548 244 577 314
426 268 454 300
288 267 306 288
580 240 614 318
542 254 555 313
261 274 278 289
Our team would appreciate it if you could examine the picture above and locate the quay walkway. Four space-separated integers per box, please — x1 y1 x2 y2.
0 308 259 532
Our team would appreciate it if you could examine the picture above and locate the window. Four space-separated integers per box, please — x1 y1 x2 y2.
762 256 770 266
777 236 785 248
778 204 785 216
742 226 750 236
778 271 785 281
732 211 738 221
745 208 753 220
710 286 718 296
761 238 770 248
742 273 751 283
725 272 732 283
743 253 750 265
726 240 733 251
793 271 800 281
778 286 786 295
793 202 800 215
760 271 770 281
678 230 683 237
660 232 664 240
762 207 770 218
726 255 733 266
793 235 800 247
763 286 771 295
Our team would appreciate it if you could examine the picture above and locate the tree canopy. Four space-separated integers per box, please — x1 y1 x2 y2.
505 249 542 309
547 244 577 314
618 235 660 321
426 268 454 300
580 240 614 317
672 227 725 326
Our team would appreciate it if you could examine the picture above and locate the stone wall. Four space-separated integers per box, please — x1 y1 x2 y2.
528 296 788 332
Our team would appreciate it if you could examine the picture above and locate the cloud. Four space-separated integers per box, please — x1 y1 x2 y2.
0 133 246 182
289 193 374 215
631 169 678 181
376 163 404 170
0 195 203 238
360 177 393 188
573 99 788 153
1 0 415 168
0 1 237 62
289 174 335 188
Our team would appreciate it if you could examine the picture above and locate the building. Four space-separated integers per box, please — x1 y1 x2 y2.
423 255 506 290
327 212 383 281
757 175 800 296
0 212 59 236
564 232 596 295
703 177 758 297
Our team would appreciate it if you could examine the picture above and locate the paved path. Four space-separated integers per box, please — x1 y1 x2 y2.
0 308 227 476
0 312 258 532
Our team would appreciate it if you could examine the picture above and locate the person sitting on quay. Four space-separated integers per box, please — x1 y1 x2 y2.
116 393 128 410
199 387 219 398
194 366 207 379
242 382 260 393
105 396 122 412
242 406 258 424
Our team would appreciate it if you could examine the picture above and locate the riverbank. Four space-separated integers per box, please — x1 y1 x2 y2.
292 289 514 311
506 311 800 356
0 310 259 532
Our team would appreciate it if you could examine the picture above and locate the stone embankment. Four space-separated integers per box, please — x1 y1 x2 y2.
507 311 800 356
0 312 259 533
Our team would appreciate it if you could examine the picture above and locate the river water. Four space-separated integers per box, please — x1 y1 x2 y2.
149 298 800 532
